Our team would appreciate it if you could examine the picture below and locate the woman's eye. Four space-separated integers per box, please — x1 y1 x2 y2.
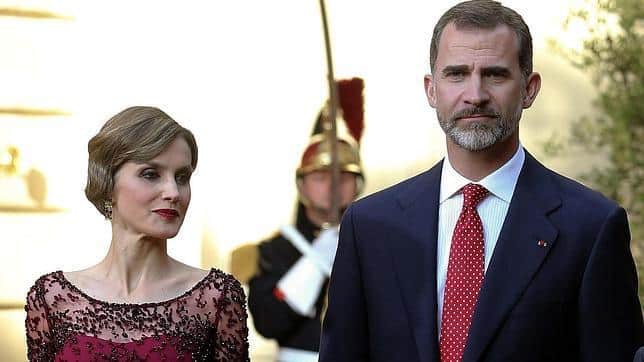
141 169 159 179
176 173 191 185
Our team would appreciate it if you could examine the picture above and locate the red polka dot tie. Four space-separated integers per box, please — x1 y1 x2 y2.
440 183 489 362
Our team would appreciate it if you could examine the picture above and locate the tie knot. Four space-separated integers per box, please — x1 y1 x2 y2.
461 183 488 208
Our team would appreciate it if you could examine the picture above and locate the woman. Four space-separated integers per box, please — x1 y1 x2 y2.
24 106 249 361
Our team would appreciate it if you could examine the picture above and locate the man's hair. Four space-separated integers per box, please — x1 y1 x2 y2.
430 0 533 79
85 106 198 218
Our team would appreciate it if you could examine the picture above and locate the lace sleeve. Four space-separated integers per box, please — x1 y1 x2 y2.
24 277 55 361
213 274 249 361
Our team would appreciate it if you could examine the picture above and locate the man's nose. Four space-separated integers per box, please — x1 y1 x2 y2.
463 76 490 106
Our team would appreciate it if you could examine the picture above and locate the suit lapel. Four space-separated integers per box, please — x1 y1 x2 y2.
388 161 443 362
463 152 562 361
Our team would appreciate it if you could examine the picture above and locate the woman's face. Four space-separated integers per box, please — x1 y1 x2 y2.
110 137 193 240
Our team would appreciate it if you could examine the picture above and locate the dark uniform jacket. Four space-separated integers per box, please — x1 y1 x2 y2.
248 204 326 352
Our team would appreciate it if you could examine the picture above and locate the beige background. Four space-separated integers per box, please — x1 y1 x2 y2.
0 0 600 360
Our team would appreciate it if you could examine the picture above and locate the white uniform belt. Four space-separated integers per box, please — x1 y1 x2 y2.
277 347 318 362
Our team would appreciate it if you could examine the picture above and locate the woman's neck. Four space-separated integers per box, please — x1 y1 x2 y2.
96 229 172 298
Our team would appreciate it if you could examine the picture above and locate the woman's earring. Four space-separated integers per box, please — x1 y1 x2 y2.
103 200 113 220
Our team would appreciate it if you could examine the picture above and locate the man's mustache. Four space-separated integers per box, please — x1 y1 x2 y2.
452 107 500 120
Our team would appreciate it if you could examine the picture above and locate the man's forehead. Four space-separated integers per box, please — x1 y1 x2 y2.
442 23 517 47
435 23 520 66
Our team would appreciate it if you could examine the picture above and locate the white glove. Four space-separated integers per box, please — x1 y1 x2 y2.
311 227 339 275
276 257 325 317
275 226 340 317
279 224 339 276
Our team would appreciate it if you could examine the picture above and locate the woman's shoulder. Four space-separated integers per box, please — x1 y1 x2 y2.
169 262 242 298
26 271 65 295
25 271 68 311
198 268 245 296
188 268 245 309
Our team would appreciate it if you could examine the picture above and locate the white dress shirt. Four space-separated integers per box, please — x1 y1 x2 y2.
436 146 525 333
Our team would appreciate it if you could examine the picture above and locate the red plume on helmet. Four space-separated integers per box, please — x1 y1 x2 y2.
298 77 365 180
337 77 364 144
309 77 365 145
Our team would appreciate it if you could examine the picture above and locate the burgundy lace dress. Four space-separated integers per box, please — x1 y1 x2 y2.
24 268 249 361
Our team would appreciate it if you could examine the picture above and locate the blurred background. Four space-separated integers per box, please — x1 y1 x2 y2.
1 0 641 360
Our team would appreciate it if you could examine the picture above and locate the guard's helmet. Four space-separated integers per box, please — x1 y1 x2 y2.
297 77 366 194
296 133 363 179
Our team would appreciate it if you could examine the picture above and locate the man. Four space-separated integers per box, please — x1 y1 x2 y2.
239 135 363 361
231 78 366 361
319 1 643 361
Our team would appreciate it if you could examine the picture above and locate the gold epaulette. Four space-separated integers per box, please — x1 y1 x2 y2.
230 244 260 284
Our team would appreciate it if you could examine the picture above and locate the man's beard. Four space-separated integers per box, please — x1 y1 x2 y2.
437 104 522 151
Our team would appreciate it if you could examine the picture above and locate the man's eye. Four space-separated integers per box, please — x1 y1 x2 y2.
307 173 327 182
446 72 464 81
487 74 506 82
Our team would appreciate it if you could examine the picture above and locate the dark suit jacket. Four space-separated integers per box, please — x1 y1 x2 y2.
320 151 643 362
634 346 644 362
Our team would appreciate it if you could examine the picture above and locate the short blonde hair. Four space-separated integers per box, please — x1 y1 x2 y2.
85 106 198 217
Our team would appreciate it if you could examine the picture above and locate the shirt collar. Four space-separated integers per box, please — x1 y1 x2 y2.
439 145 525 203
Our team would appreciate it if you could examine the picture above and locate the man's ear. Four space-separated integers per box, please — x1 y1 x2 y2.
424 74 437 108
522 72 541 109
295 178 304 195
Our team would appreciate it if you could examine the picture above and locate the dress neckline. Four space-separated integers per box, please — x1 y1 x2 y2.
55 268 216 308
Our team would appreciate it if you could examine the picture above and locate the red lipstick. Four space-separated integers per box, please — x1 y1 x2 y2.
153 209 179 220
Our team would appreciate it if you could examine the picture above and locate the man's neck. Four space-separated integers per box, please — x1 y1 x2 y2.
304 206 327 229
446 136 519 181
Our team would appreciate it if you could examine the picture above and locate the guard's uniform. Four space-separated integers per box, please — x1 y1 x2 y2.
230 77 365 361
248 204 325 355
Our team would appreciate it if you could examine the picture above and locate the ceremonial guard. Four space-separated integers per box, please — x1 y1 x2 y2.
231 78 365 361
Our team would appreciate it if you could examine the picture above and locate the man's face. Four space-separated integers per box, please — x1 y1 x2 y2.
425 23 540 151
299 170 358 212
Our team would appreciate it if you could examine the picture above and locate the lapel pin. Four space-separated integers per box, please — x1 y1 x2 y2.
537 240 548 247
